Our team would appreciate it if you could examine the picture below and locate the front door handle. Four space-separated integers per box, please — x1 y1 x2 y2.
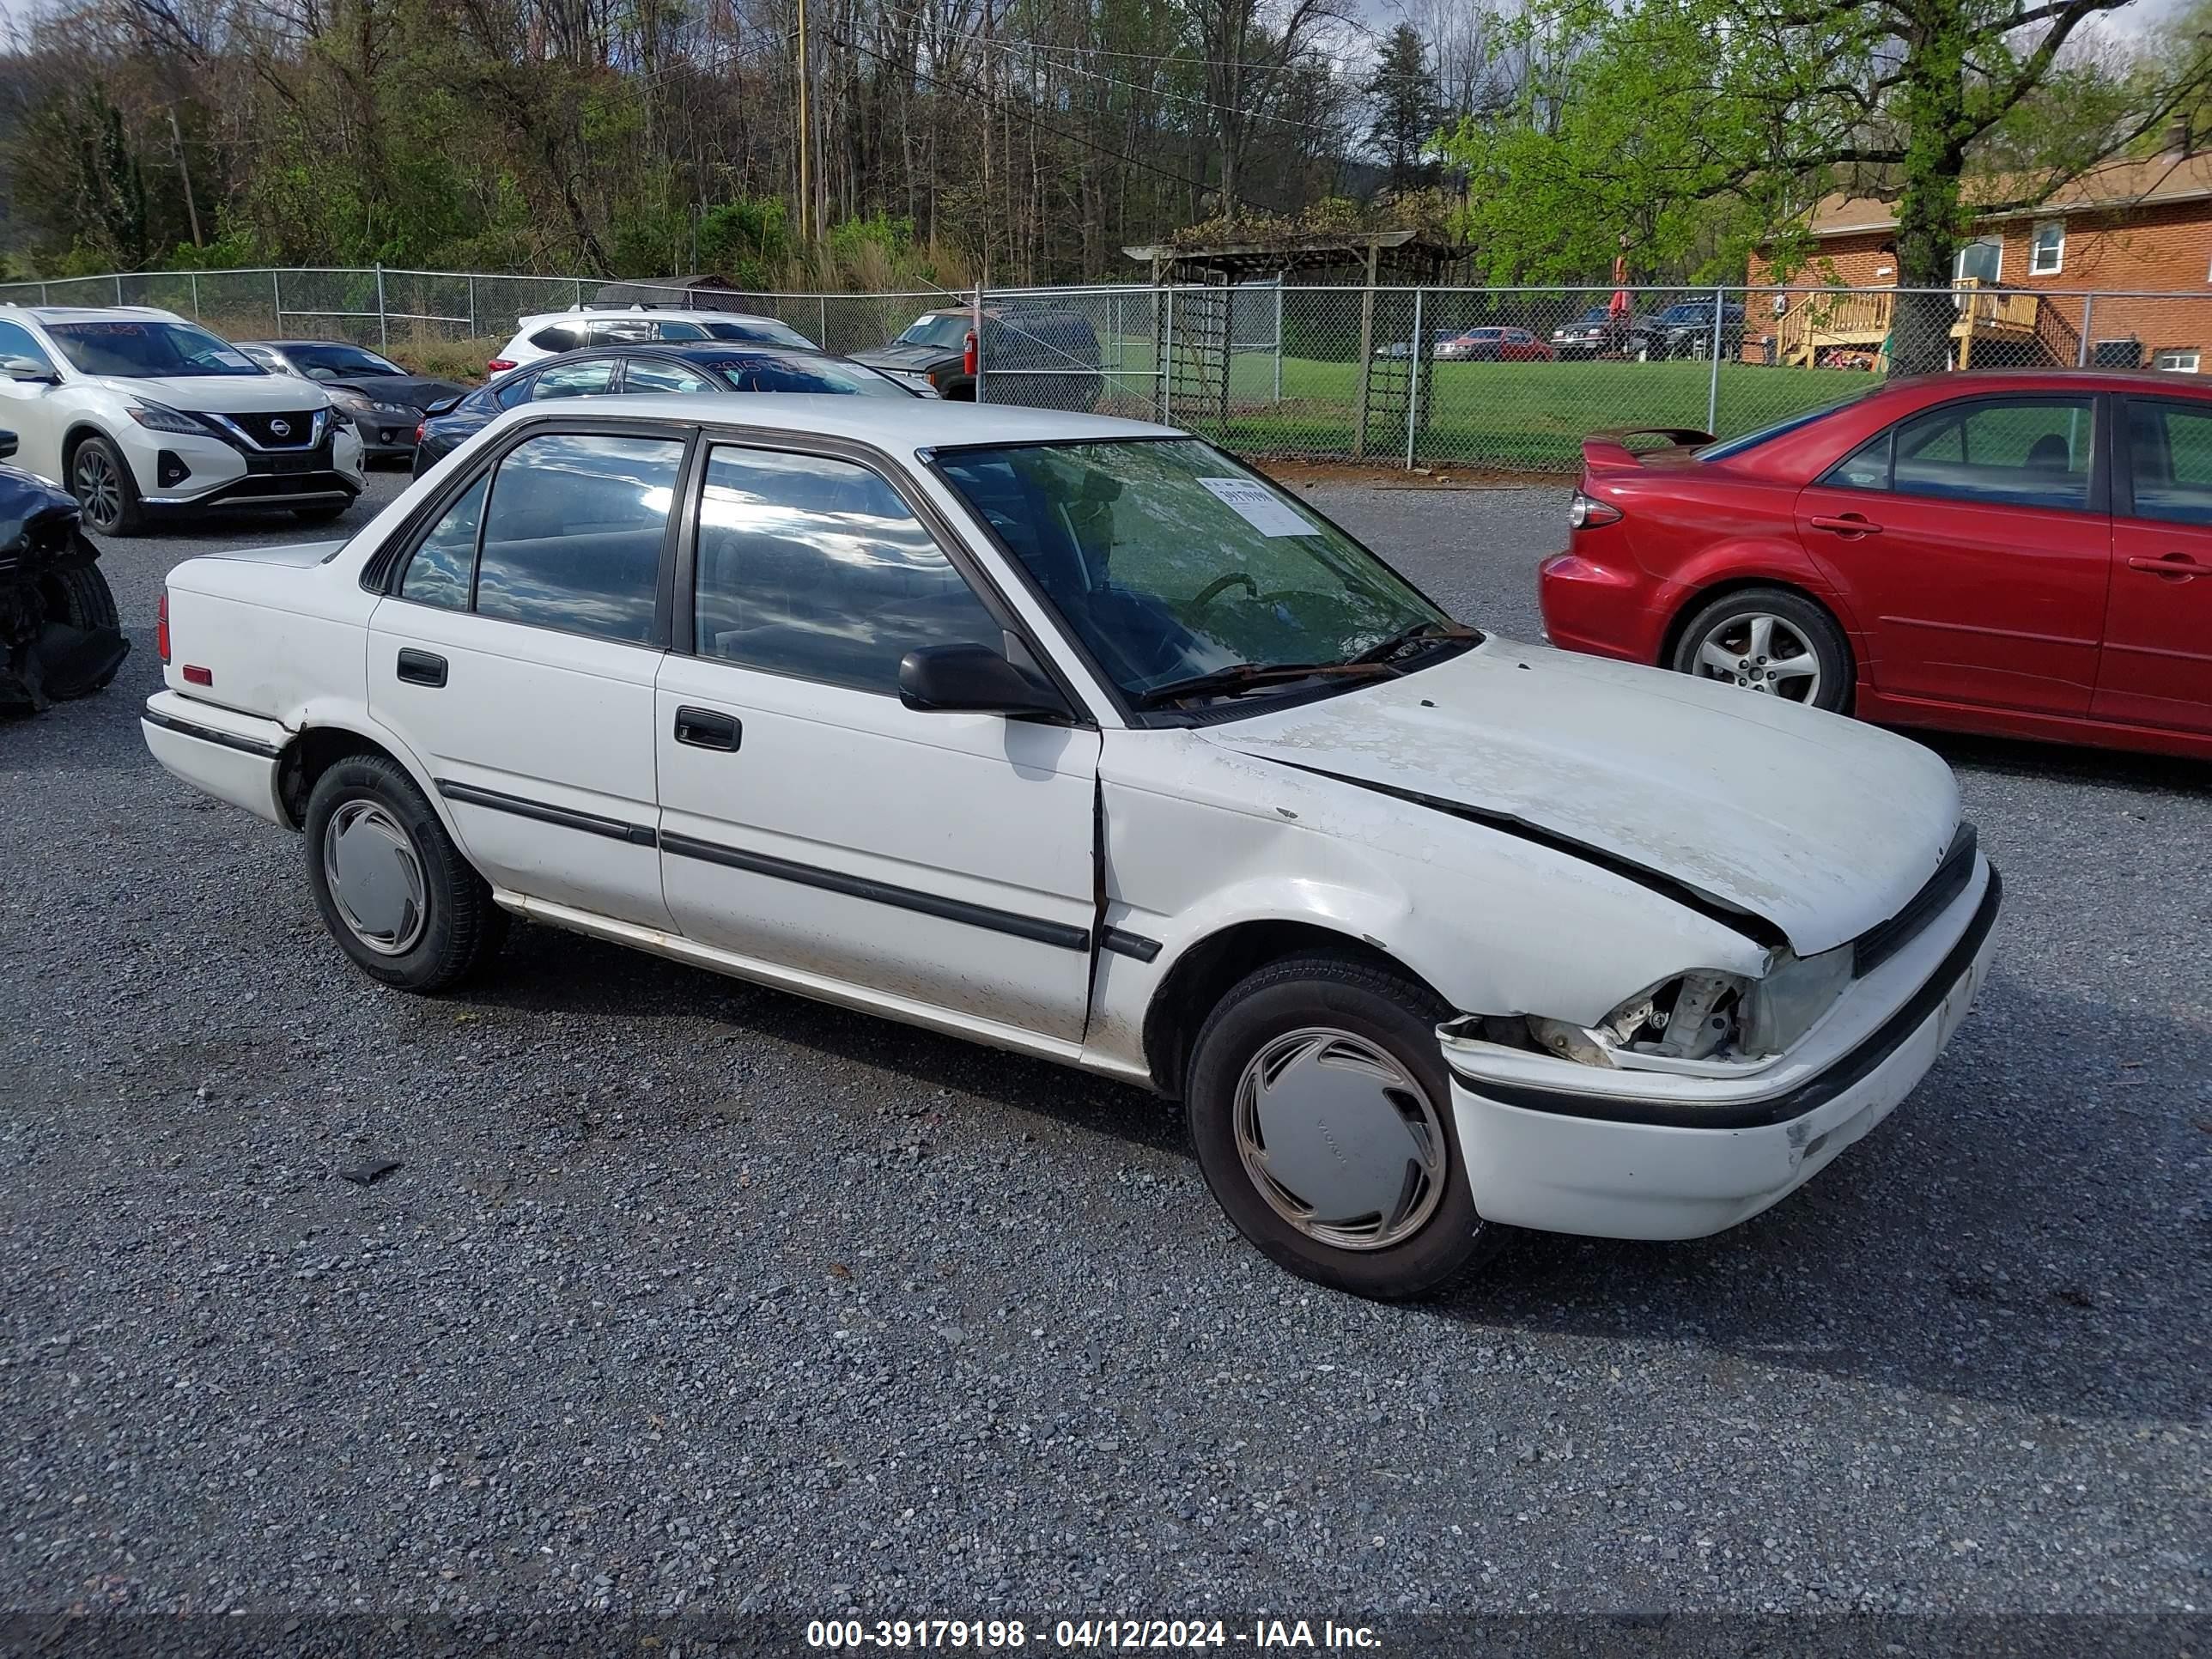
673 706 741 750
2126 552 2212 580
395 648 447 687
1808 514 1882 536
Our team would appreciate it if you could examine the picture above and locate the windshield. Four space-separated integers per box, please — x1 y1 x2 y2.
935 438 1454 705
705 351 909 397
1698 393 1875 462
702 318 817 349
283 343 405 378
46 320 264 379
896 313 971 349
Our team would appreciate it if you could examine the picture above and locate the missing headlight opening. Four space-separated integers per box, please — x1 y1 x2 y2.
1449 950 1854 1072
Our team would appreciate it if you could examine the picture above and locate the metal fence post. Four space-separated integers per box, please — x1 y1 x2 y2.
189 271 199 319
375 264 389 348
1273 276 1284 404
2077 293 2094 366
819 295 830 349
574 278 585 309
115 275 125 305
468 276 477 337
40 283 49 304
972 283 987 404
1405 288 1424 471
1706 288 1725 434
272 270 283 333
1162 286 1175 425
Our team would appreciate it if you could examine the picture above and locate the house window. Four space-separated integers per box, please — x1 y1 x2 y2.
2029 220 2064 276
1954 237 2002 286
2154 349 2200 374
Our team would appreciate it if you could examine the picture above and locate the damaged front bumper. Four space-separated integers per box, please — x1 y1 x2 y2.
1440 860 2002 1241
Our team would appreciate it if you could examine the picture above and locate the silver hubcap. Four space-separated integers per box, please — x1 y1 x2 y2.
1231 1027 1447 1252
322 801 428 956
1691 612 1824 703
75 449 120 530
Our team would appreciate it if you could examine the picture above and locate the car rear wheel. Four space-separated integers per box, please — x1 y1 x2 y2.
70 435 144 538
303 754 506 991
1185 951 1504 1300
1671 586 1851 713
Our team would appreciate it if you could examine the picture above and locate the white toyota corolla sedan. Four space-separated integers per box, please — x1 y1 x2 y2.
141 396 2000 1298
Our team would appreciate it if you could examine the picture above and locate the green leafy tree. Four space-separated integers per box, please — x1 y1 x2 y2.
1365 23 1443 192
1443 0 2212 369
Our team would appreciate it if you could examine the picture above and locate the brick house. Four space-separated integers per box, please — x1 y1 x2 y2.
1744 147 2212 372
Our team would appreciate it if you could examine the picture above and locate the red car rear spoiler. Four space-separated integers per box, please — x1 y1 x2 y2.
1582 428 1717 471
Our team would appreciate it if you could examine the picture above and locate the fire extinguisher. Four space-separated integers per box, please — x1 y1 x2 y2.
963 327 978 379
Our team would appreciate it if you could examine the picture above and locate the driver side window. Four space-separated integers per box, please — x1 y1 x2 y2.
0 320 57 379
690 445 1002 695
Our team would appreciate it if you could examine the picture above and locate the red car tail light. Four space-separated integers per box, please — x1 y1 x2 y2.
1569 489 1622 529
486 358 516 374
414 421 427 443
156 589 170 663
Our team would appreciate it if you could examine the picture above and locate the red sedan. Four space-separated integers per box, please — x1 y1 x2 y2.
1539 369 2212 761
1440 327 1557 362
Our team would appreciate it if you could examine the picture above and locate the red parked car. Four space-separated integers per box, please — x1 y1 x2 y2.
1539 369 2212 761
1439 327 1557 362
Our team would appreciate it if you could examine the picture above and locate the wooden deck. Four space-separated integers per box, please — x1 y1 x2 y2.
1774 281 2048 369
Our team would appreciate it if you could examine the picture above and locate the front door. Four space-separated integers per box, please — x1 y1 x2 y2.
654 439 1101 1044
368 424 690 928
0 319 64 480
1795 392 2111 716
2100 395 2212 734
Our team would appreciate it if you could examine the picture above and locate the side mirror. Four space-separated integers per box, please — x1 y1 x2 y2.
899 642 1073 722
3 357 56 386
0 428 15 459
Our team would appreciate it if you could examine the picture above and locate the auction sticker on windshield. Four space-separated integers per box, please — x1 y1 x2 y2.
1197 476 1316 538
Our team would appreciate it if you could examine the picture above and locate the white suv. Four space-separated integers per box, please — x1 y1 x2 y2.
0 306 364 537
487 306 819 375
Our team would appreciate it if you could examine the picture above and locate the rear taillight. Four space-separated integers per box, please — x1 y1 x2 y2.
962 329 977 377
156 589 170 664
414 422 426 443
1568 489 1622 529
486 358 516 374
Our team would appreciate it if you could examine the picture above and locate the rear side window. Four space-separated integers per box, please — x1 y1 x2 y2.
2124 399 2212 524
399 475 488 611
532 359 618 400
527 325 583 352
623 358 717 395
1891 396 2094 511
471 433 685 643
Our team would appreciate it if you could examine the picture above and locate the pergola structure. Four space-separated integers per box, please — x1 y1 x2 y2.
1123 229 1469 457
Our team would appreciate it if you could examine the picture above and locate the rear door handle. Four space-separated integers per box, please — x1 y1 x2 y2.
396 648 447 687
673 706 741 750
2126 553 2212 579
1809 514 1882 536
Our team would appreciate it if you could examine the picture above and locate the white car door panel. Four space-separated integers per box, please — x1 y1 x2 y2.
366 426 688 930
655 662 1100 1038
655 439 1101 1041
0 319 64 478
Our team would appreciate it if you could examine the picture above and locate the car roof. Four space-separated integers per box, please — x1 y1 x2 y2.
483 392 1176 453
0 304 189 324
1878 366 2212 395
514 307 787 328
247 339 392 351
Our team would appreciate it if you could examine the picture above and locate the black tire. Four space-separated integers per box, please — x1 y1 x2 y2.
1668 585 1854 714
293 502 351 526
1185 951 1505 1301
302 754 506 992
36 563 127 696
69 434 144 537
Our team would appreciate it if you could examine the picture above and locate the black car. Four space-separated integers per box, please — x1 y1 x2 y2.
1625 300 1747 361
411 343 927 476
848 305 1102 408
1550 304 1627 360
236 341 468 464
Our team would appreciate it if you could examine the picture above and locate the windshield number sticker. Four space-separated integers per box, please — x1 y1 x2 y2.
1198 477 1316 538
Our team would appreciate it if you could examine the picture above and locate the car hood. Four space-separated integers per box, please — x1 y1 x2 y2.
327 374 466 410
87 374 333 412
1203 640 1962 957
848 343 945 372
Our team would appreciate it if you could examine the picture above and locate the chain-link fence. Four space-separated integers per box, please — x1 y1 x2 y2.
6 266 2207 473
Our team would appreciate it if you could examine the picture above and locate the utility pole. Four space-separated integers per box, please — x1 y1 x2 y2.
167 106 203 248
979 0 992 289
796 0 812 242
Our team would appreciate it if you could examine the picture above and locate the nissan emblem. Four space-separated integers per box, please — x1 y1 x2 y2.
270 418 291 437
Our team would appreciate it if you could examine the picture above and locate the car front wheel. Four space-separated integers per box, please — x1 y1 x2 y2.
70 435 144 537
1185 951 1503 1300
303 754 506 991
1670 586 1852 712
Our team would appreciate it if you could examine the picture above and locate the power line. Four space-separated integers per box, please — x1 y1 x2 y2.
982 36 1348 136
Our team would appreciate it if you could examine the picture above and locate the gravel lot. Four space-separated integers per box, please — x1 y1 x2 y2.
2 468 2207 1632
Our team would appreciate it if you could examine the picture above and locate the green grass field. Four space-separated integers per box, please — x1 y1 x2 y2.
1095 354 1877 474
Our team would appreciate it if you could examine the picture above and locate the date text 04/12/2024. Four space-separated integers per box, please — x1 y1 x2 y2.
805 1619 1383 1650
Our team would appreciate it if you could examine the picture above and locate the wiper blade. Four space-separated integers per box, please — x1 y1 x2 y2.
1348 619 1481 665
1133 659 1395 709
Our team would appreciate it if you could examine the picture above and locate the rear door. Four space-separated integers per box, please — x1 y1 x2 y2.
1792 391 2112 716
368 420 692 927
653 435 1101 1044
2100 394 2212 733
